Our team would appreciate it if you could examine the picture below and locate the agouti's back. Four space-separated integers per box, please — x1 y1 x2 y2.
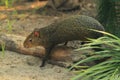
39 15 104 45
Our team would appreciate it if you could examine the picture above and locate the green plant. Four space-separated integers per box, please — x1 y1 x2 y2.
0 0 15 8
70 30 120 80
6 19 14 33
5 0 16 8
1 42 5 57
96 0 120 37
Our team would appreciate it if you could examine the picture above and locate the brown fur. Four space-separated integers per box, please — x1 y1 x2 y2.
23 15 105 67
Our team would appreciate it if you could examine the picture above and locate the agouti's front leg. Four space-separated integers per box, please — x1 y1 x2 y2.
40 45 55 67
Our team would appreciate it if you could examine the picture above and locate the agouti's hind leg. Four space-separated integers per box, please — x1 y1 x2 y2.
40 45 55 67
64 41 68 45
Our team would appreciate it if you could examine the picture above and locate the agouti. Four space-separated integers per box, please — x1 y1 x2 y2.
23 15 105 67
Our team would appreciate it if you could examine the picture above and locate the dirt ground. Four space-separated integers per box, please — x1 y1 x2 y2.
0 51 74 80
0 0 96 80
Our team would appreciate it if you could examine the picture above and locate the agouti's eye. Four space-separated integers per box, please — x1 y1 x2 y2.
29 38 32 42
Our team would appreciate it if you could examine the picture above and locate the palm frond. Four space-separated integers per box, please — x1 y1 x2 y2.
70 31 120 80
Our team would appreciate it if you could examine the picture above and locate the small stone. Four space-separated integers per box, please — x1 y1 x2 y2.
10 65 16 68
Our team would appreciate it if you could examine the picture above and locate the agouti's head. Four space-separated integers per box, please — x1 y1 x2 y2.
23 28 42 48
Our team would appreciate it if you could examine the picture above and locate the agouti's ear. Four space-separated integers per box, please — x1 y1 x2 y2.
34 31 39 37
33 28 39 37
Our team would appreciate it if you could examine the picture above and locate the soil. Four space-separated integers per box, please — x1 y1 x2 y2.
0 0 96 80
0 51 73 80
